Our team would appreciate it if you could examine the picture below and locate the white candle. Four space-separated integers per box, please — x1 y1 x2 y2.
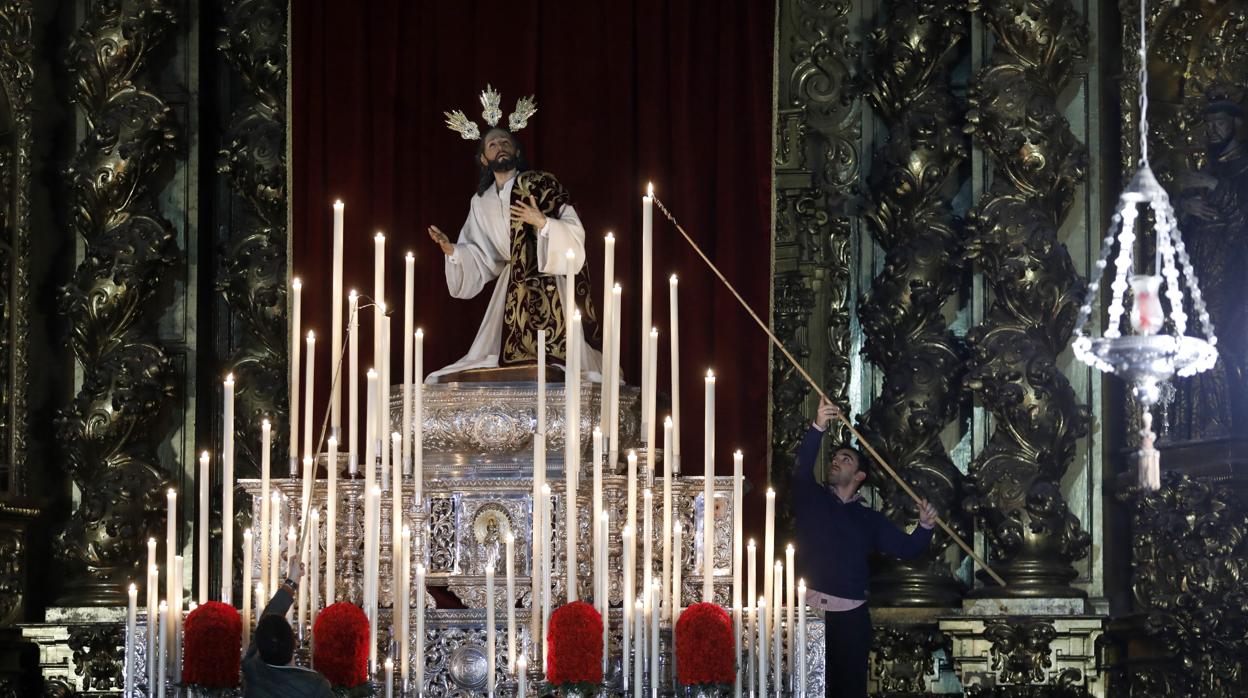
164 487 176 664
385 657 394 698
147 561 157 692
531 330 546 657
126 583 136 692
703 370 716 602
290 278 302 477
646 329 658 481
540 483 553 677
733 602 743 698
642 488 653 616
598 512 609 675
374 237 386 428
298 456 312 632
764 489 775 633
591 427 603 607
348 291 359 474
786 544 795 681
669 275 680 471
662 417 672 621
486 562 496 697
772 562 782 686
400 526 411 684
798 580 807 698
650 580 659 698
302 332 316 520
327 436 337 604
403 254 414 476
331 201 344 438
672 522 682 625
505 532 516 673
381 315 391 491
364 369 378 563
564 302 580 602
259 419 272 592
197 451 209 604
242 529 253 649
641 184 653 437
608 285 622 468
626 450 637 591
622 524 634 690
269 492 281 595
223 373 235 604
599 233 615 447
415 562 426 691
173 555 183 682
310 510 320 621
757 596 768 698
746 540 757 644
391 432 402 581
633 598 644 698
517 655 527 698
156 600 168 698
414 329 424 504
368 485 381 673
745 601 755 694
733 450 744 664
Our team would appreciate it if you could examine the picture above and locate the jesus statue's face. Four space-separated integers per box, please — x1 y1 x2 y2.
480 129 518 173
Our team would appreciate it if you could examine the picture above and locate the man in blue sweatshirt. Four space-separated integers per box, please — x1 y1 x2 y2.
794 398 936 698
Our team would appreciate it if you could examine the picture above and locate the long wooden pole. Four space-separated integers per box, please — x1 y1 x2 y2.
652 196 1007 588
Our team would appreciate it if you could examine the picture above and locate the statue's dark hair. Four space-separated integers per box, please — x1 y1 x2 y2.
476 127 531 196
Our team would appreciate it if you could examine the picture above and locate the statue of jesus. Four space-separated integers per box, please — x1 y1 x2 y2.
425 90 600 383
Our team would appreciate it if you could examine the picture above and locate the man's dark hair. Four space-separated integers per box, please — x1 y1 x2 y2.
836 444 871 486
476 127 531 196
256 613 295 665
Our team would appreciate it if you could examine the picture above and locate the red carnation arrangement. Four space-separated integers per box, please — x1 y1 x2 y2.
547 601 603 690
676 602 735 687
182 601 242 689
313 602 371 688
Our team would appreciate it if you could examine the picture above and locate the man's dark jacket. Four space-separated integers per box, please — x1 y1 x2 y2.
242 586 334 698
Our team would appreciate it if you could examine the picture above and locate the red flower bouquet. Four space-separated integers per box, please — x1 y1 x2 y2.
676 602 735 687
182 601 242 689
547 601 604 689
313 602 371 689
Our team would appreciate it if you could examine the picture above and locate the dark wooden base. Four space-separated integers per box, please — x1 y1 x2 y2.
434 362 566 384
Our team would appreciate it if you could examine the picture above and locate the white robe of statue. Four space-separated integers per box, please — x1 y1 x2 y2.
426 173 604 383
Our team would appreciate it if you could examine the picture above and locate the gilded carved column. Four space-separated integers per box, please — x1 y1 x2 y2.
857 0 969 607
55 0 179 605
217 0 289 481
962 0 1092 595
771 0 860 531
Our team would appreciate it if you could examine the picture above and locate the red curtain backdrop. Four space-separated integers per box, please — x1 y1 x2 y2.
292 1 775 545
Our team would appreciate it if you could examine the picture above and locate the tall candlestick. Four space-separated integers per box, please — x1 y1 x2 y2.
622 524 634 690
592 427 603 607
650 580 660 698
400 526 411 685
745 601 755 694
223 373 235 604
391 432 402 581
368 485 381 673
703 370 716 602
290 278 301 476
385 658 394 698
126 583 137 693
733 602 743 698
773 562 783 686
380 315 391 490
309 510 320 621
173 556 183 683
672 522 682 624
598 512 610 676
662 417 673 621
646 329 658 481
626 450 637 587
517 655 527 698
197 451 209 604
641 184 653 437
298 456 312 632
415 562 426 691
403 253 414 475
164 487 176 670
365 368 378 504
733 450 744 663
746 540 757 643
786 544 796 682
669 275 681 470
156 600 168 698
260 419 272 592
633 599 644 698
414 329 424 503
331 201 344 438
608 285 622 468
486 562 496 698
286 525 297 619
540 483 553 677
348 291 359 473
505 532 516 673
599 233 615 447
757 596 768 698
373 237 386 435
147 560 157 693
798 580 808 698
531 331 546 657
242 529 253 649
302 332 316 531
327 436 337 604
764 489 775 633
269 492 281 596
564 291 580 602
642 488 653 616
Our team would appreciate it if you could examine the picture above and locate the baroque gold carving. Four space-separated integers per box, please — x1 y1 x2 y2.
55 0 179 605
858 0 969 607
962 0 1093 595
